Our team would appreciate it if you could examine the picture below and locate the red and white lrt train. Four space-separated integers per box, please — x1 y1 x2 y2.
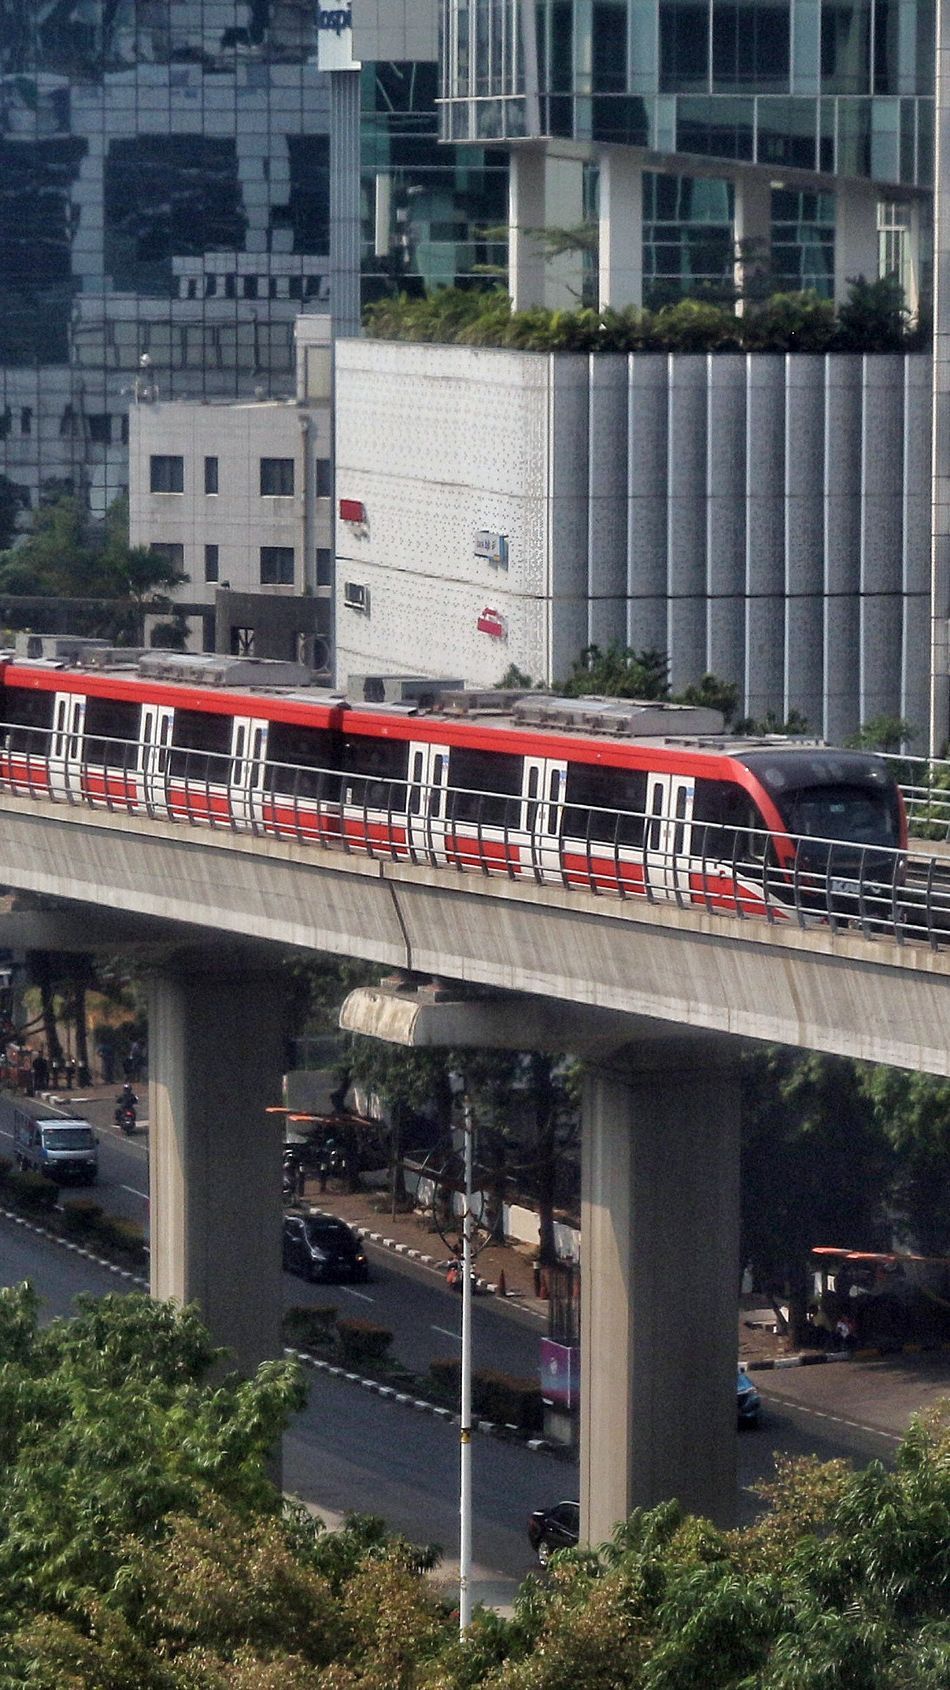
0 651 906 917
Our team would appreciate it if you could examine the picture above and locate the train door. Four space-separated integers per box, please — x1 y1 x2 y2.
229 716 269 828
48 691 86 800
139 704 174 815
522 755 568 879
407 740 450 863
643 772 694 897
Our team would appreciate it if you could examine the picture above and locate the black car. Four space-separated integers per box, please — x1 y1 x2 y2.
527 1500 580 1567
282 1213 369 1283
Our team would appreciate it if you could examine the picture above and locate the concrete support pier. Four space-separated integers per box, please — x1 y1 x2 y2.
581 1041 741 1538
148 964 287 1378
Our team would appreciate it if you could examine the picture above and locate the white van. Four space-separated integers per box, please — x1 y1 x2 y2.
14 1115 99 1184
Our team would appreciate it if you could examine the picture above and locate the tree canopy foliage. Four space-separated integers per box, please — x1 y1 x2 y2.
2 1288 950 1687
0 492 188 643
364 278 919 357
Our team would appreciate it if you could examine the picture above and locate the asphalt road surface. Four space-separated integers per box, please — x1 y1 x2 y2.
3 1209 950 1604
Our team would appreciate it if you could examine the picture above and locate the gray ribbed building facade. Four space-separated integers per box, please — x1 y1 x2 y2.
334 341 930 743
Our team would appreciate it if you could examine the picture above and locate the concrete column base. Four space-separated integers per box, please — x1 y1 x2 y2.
581 1041 741 1539
147 964 288 1379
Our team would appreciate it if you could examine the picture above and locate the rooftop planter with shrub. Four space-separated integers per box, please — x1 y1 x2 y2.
363 277 924 356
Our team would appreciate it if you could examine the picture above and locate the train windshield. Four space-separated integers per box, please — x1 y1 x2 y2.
779 785 899 848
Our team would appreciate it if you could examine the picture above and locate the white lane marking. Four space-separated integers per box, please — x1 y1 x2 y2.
120 1185 149 1200
762 1394 902 1442
432 1325 461 1342
339 1286 374 1303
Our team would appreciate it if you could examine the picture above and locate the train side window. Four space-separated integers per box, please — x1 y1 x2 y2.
448 748 523 827
0 685 54 752
430 753 446 817
648 781 664 851
672 784 688 857
1 686 54 729
563 762 646 845
169 708 231 780
267 720 339 801
408 748 425 816
342 735 409 809
83 696 139 766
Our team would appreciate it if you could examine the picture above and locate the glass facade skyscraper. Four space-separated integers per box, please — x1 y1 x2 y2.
0 2 505 518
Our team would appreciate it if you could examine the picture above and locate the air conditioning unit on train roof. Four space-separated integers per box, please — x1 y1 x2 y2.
15 634 118 664
511 696 725 737
348 674 464 707
137 652 318 689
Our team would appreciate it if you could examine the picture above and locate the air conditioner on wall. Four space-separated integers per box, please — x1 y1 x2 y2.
343 581 369 613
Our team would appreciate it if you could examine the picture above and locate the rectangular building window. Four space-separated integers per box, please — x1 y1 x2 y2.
150 454 184 493
315 457 332 497
204 456 219 494
260 457 295 496
260 546 295 585
204 544 219 583
316 547 333 586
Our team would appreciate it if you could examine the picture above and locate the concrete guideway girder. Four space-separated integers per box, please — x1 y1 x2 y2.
340 985 741 1534
2 794 950 1074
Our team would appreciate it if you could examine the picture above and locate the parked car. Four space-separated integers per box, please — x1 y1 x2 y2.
282 1212 369 1283
527 1500 580 1567
737 1364 761 1426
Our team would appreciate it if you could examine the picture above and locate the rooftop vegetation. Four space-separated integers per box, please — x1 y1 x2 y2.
364 277 924 356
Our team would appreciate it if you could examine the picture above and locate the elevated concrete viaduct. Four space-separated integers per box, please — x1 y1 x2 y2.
1 793 949 1539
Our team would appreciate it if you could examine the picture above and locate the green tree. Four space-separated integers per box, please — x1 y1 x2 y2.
675 672 741 724
859 1065 950 1254
0 492 187 641
561 643 670 700
0 1289 446 1687
740 1049 894 1334
0 472 23 551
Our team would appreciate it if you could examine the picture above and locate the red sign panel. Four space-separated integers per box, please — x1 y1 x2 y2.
339 497 365 523
477 606 506 639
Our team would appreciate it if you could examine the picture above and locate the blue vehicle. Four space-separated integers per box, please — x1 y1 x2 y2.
737 1364 761 1425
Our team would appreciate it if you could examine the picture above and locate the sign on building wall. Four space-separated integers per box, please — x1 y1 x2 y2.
316 3 360 70
474 530 509 567
477 606 506 639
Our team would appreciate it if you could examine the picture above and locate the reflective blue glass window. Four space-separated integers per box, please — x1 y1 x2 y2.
677 96 755 158
821 0 871 95
756 97 818 169
659 1 710 92
712 0 790 91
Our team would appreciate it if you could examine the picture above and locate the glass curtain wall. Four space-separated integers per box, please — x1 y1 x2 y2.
0 1 333 516
441 0 933 188
360 61 509 301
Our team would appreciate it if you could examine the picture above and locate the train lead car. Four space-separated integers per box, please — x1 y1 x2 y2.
0 649 906 922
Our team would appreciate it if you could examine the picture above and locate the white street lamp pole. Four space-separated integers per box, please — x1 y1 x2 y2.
459 1093 474 1633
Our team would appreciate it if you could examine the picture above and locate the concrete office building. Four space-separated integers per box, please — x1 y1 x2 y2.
129 315 333 662
334 337 931 741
